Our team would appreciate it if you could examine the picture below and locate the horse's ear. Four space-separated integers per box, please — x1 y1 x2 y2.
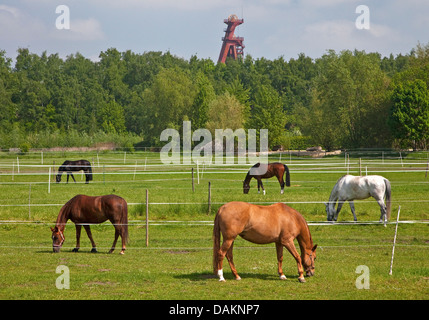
312 244 318 252
50 227 55 232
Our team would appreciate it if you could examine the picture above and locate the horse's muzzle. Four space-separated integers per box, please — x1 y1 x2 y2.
306 270 315 277
53 246 61 253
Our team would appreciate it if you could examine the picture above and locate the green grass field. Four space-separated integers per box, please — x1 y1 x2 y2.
0 150 428 300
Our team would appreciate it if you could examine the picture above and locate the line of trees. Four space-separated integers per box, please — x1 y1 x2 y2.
0 42 428 151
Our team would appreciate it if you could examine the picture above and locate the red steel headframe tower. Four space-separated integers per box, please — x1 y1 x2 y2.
218 14 244 64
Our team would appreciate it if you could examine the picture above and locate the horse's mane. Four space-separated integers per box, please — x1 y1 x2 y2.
56 196 76 225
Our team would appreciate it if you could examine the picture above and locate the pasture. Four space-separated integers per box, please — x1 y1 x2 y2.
0 150 428 300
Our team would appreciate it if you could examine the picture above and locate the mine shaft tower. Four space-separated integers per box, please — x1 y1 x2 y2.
218 14 244 64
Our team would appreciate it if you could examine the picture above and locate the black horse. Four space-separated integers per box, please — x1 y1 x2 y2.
56 160 93 184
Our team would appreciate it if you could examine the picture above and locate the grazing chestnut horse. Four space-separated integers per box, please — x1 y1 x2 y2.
56 160 93 184
213 201 317 283
51 194 129 254
243 162 290 195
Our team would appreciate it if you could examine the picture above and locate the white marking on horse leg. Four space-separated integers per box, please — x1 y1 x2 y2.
281 189 284 194
280 275 287 280
218 269 225 282
263 190 266 195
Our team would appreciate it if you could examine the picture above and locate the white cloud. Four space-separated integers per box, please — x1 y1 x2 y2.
0 5 47 42
52 18 105 41
0 4 104 44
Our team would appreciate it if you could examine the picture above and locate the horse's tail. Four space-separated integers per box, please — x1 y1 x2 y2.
384 178 392 220
212 208 222 274
121 199 129 244
284 164 291 187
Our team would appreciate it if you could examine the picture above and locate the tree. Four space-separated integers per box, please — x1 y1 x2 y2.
301 50 390 149
389 79 429 149
206 92 247 134
190 72 216 129
142 67 197 145
247 84 287 148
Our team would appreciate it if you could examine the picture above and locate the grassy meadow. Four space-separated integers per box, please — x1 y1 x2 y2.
0 150 428 300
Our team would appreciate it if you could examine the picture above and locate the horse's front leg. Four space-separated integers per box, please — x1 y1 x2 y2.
83 225 97 253
276 242 286 280
259 179 266 195
334 201 345 221
283 239 305 282
73 224 82 252
349 201 357 221
70 173 76 183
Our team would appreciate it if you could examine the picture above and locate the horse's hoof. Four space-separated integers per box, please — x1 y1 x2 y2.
219 278 226 282
235 276 241 281
298 277 306 283
72 248 79 252
120 251 125 255
91 248 98 253
279 275 287 280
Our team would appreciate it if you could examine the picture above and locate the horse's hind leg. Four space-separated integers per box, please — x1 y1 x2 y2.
83 225 97 253
225 241 241 280
109 229 119 254
70 173 76 183
276 242 286 280
216 238 235 281
376 199 387 224
277 176 285 194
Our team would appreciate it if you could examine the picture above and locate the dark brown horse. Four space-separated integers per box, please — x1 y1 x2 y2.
213 201 317 283
56 160 93 184
51 194 129 254
243 162 290 194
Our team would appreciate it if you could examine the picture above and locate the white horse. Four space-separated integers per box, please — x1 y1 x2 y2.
325 175 391 223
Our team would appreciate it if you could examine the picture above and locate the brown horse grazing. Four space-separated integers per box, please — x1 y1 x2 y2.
213 201 317 283
243 162 290 195
50 194 129 254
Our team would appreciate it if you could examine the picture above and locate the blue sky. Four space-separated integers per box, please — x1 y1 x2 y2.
0 0 428 62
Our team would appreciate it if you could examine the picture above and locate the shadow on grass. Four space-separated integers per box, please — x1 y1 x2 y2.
174 271 301 282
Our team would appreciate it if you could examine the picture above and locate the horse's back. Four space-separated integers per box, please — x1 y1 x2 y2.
217 202 305 243
68 194 126 223
338 175 387 200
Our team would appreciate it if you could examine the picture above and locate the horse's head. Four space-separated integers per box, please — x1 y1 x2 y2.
50 226 65 253
56 173 62 183
325 202 335 221
303 245 317 277
243 181 250 194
